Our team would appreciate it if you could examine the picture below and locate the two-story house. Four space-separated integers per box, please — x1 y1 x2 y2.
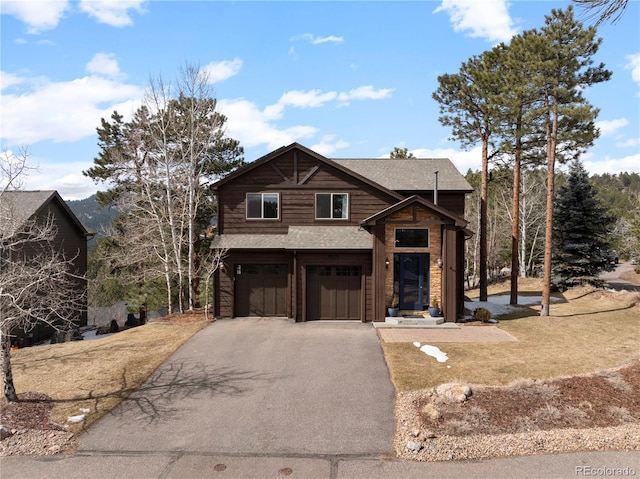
0 190 93 346
211 143 473 323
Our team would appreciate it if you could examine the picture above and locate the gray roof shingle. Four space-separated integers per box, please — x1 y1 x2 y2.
0 190 92 238
333 158 473 192
212 226 372 250
0 190 58 237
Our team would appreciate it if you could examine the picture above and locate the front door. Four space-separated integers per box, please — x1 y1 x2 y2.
398 253 428 310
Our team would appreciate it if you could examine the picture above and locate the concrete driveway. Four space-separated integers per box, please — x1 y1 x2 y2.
78 318 396 456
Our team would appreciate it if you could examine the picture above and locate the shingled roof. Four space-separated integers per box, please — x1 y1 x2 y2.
0 190 92 238
212 143 473 196
333 158 473 192
212 226 372 250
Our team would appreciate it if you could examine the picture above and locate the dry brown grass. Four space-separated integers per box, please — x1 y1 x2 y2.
382 281 640 392
3 316 209 436
620 268 640 284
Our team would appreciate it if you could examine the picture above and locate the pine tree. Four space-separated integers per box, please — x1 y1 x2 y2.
552 159 615 291
433 44 507 301
529 7 612 315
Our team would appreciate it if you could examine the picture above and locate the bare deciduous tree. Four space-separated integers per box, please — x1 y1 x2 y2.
85 62 243 314
1 149 86 402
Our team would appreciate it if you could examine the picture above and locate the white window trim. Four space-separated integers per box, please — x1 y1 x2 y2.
246 192 280 220
315 192 349 220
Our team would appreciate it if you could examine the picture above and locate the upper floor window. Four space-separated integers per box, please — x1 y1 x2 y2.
395 228 429 247
247 193 279 219
316 193 348 219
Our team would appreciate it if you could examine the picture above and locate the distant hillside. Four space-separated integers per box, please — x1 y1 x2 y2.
67 194 119 244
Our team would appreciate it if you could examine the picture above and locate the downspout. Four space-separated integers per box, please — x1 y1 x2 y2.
434 171 439 206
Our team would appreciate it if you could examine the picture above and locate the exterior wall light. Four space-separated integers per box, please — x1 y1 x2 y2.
437 257 443 269
385 257 390 269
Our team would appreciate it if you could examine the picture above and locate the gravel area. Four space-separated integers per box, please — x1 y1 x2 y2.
395 423 640 462
394 359 640 461
0 429 77 456
1 392 78 456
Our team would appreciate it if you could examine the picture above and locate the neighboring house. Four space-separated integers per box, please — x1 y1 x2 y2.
0 190 93 345
211 143 473 323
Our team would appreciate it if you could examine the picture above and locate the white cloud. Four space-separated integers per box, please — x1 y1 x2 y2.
625 53 640 84
311 135 350 156
218 85 393 153
79 0 146 27
596 118 629 137
23 159 99 200
338 85 394 102
279 89 338 108
0 71 26 90
266 86 393 117
291 33 344 44
312 35 344 45
434 0 517 44
202 58 243 84
1 0 70 33
411 146 483 174
86 53 123 78
407 146 639 177
218 98 317 150
616 138 639 148
1 71 144 144
584 153 640 175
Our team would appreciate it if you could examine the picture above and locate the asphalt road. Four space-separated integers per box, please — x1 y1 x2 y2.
600 262 640 292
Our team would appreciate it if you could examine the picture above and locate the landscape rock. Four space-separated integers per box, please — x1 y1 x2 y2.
422 403 442 420
435 382 472 403
406 440 423 451
0 425 12 440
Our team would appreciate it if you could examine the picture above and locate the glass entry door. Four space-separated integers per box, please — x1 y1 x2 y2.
398 253 428 310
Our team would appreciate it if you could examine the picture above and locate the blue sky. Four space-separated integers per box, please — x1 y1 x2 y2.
1 0 639 200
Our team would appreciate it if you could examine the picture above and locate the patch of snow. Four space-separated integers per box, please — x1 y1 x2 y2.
67 414 85 423
81 330 114 341
80 408 90 413
465 294 561 317
414 342 449 363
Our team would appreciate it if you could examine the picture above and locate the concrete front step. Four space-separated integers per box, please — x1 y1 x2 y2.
383 316 444 326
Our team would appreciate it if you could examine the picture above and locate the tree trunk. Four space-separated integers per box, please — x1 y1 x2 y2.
1 332 18 402
480 138 489 302
541 105 558 317
510 125 522 305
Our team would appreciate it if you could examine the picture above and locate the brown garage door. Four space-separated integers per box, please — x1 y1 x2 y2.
306 266 361 320
235 264 288 316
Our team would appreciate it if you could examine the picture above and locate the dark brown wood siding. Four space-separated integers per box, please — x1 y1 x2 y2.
442 225 458 322
372 224 386 321
404 192 466 217
11 197 89 346
218 150 398 235
38 199 88 327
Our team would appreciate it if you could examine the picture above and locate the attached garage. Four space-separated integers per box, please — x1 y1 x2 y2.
306 265 361 320
234 264 288 316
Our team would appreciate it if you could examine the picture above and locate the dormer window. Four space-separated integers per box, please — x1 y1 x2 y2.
316 193 348 219
247 193 279 219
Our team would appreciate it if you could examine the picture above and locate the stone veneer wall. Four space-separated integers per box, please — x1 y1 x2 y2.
384 206 442 309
